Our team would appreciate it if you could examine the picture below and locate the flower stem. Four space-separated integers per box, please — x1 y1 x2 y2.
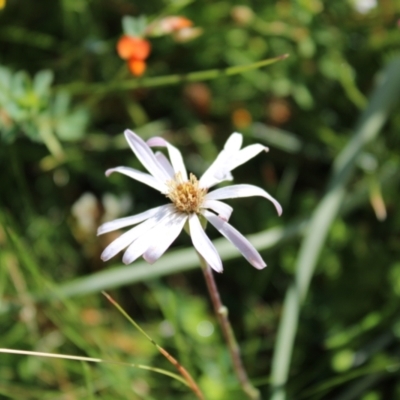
198 254 261 400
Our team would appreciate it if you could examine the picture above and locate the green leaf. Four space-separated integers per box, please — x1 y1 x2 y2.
122 15 147 37
55 108 88 141
0 66 12 94
33 70 53 98
11 70 31 98
53 91 70 116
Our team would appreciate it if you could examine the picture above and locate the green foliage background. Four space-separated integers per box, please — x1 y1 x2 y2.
1 0 400 399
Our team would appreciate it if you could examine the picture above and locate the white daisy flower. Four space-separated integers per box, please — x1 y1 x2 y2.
98 130 282 273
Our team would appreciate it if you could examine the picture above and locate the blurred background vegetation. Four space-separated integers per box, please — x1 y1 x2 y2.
1 0 400 399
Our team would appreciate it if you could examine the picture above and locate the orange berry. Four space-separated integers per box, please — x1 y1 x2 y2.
117 36 151 60
127 59 146 76
117 36 135 59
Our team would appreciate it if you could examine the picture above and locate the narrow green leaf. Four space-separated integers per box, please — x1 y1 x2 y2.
270 56 400 400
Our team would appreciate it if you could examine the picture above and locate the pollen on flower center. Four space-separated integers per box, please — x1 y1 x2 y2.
166 172 207 214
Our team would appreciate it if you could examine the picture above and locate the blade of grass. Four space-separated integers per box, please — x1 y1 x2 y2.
0 348 188 386
50 223 303 299
270 56 400 400
54 55 289 95
298 362 399 399
5 252 38 337
331 373 384 400
1 216 54 292
81 361 94 400
102 291 205 400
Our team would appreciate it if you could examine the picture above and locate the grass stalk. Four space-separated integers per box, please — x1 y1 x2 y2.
102 292 205 400
270 56 400 400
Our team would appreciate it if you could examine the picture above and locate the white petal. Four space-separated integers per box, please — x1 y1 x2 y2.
199 150 232 188
189 214 223 273
124 130 170 183
122 208 176 264
122 228 156 265
143 213 187 263
199 132 243 188
106 166 167 193
97 205 166 235
227 144 268 171
200 134 270 189
202 199 233 221
206 184 283 216
203 210 266 269
100 217 158 262
224 132 243 151
155 151 174 177
147 136 188 180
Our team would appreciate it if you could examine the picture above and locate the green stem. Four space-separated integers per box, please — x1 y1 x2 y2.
54 55 288 95
198 254 261 400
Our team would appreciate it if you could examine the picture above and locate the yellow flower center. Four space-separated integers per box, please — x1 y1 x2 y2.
166 173 207 214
